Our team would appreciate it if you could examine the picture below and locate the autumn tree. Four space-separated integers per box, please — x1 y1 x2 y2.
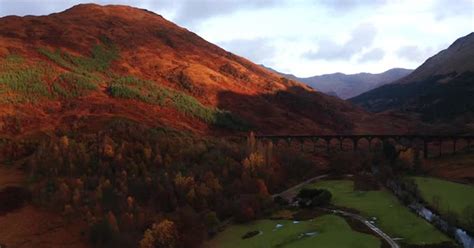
139 219 179 248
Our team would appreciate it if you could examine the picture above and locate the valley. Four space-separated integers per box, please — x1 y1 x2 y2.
0 2 473 248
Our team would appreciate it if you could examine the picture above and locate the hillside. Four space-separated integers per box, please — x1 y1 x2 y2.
0 4 405 138
264 66 412 99
351 33 474 129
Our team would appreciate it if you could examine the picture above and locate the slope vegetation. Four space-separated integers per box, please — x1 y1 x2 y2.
0 4 403 138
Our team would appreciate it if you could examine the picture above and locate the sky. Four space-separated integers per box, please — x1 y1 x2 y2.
0 0 473 77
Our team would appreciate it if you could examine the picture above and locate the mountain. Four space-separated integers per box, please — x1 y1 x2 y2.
0 5 412 248
260 64 299 81
350 33 474 128
264 66 412 99
0 4 403 137
302 69 413 99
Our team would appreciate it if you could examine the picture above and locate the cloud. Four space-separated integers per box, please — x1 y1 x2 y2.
303 23 377 60
319 0 387 12
357 48 385 62
172 0 282 25
0 0 62 16
396 45 435 62
218 38 275 63
432 0 473 20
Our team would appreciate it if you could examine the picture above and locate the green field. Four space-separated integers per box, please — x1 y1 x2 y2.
308 180 451 245
411 176 474 223
206 214 380 248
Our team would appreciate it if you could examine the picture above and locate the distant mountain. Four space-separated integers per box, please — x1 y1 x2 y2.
351 32 474 127
263 66 412 99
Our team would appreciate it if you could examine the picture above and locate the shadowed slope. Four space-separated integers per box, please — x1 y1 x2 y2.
351 33 474 131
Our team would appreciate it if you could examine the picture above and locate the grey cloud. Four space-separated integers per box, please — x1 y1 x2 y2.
303 23 377 61
357 48 384 62
432 0 473 20
319 0 387 12
396 45 435 62
0 0 283 26
172 0 282 25
218 38 275 63
0 0 65 17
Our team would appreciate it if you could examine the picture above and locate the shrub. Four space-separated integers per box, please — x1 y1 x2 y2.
37 48 74 69
431 195 441 211
235 206 256 222
108 84 144 100
52 83 68 97
445 208 459 227
108 76 168 105
51 72 99 98
241 230 260 239
204 211 220 235
111 75 149 87
0 57 56 102
400 178 422 200
463 205 474 233
38 37 119 73
4 54 24 65
62 73 97 90
296 188 332 208
1 49 106 102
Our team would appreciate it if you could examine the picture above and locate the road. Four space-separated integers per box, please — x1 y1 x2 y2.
329 209 400 248
272 174 400 248
272 174 329 200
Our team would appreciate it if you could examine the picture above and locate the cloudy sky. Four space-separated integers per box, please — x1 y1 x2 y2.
0 0 472 77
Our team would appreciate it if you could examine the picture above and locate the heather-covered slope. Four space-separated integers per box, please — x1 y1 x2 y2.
0 4 403 137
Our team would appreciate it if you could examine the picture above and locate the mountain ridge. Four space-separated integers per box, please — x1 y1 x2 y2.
396 32 474 84
350 32 474 131
264 66 413 99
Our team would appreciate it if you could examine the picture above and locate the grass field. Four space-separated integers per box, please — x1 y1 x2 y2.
411 176 474 222
308 180 451 245
206 214 380 248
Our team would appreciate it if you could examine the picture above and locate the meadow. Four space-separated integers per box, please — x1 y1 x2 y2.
206 214 380 248
308 180 451 245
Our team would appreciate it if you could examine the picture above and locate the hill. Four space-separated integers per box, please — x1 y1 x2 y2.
0 4 403 138
263 66 412 99
0 4 449 248
350 33 474 130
